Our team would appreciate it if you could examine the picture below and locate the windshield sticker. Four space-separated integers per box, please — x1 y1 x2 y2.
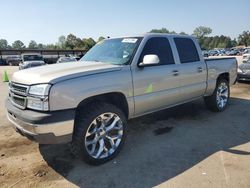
122 38 138 43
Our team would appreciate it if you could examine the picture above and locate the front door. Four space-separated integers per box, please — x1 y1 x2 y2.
132 37 182 116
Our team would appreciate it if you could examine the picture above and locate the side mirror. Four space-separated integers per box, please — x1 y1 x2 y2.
139 54 160 67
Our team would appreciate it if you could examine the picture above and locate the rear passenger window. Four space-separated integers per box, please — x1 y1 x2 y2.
139 37 175 65
174 38 200 63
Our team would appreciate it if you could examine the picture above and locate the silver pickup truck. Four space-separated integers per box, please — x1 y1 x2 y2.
6 34 237 164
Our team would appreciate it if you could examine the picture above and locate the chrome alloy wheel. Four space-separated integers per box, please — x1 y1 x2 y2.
84 113 123 159
216 82 229 109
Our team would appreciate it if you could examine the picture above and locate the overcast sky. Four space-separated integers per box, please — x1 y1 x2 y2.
1 0 250 45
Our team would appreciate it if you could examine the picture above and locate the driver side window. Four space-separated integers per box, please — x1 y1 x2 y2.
139 37 175 65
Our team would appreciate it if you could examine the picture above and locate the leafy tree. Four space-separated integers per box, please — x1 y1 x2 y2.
61 34 97 50
150 28 170 33
28 40 38 49
169 31 177 34
0 39 8 49
198 35 234 50
98 36 105 42
231 39 237 47
84 38 96 50
12 40 25 49
63 34 96 50
65 34 79 49
46 44 59 49
58 35 66 49
150 28 178 35
37 43 46 49
193 26 212 38
238 31 250 46
75 38 85 49
179 32 188 35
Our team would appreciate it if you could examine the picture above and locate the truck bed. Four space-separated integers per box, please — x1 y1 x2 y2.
204 57 237 96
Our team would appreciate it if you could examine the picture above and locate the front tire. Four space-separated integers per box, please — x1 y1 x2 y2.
204 79 230 112
71 102 127 165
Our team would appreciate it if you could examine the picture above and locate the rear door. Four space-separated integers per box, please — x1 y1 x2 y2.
173 37 207 101
132 36 182 116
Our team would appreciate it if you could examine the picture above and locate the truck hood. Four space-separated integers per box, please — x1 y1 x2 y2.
12 61 123 85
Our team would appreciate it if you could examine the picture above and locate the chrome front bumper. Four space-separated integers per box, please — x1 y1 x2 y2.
6 99 75 144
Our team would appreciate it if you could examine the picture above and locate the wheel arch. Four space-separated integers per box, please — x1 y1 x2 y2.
75 92 129 121
217 72 229 83
204 72 230 97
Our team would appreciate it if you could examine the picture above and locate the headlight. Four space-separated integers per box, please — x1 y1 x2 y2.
27 96 49 111
27 84 51 111
29 84 51 96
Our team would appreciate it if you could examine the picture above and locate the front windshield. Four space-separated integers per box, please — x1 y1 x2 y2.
80 37 142 65
23 55 43 61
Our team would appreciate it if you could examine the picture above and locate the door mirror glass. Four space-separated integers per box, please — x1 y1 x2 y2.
139 54 160 67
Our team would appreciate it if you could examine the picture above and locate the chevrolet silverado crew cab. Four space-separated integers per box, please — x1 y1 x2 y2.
6 34 237 164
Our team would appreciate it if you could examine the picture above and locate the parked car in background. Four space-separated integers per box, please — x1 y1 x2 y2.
218 49 226 56
6 33 237 165
227 49 240 56
238 57 250 81
242 53 250 63
56 56 77 63
76 54 84 60
202 50 209 57
209 50 219 56
19 53 46 70
238 48 245 55
0 59 8 66
243 48 250 54
6 56 22 66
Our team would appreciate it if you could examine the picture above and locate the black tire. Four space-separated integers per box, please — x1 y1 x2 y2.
204 79 230 112
71 102 127 165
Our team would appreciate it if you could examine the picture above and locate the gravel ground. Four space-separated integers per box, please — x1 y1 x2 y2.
0 60 249 188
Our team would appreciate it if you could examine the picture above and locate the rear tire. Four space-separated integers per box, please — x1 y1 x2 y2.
204 79 230 112
71 102 127 165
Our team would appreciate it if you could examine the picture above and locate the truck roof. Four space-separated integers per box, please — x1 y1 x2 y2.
110 33 195 39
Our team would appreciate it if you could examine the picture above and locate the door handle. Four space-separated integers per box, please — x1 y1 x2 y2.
197 67 203 72
172 70 179 76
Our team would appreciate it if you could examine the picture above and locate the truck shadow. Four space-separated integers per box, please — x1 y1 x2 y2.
39 96 250 188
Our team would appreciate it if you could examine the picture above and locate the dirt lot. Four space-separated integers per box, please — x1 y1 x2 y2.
0 64 250 188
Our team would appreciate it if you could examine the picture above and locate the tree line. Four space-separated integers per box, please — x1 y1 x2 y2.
150 26 250 50
0 34 105 51
0 27 250 50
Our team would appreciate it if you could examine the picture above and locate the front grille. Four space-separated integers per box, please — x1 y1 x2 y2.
9 82 29 95
12 95 26 107
9 82 29 109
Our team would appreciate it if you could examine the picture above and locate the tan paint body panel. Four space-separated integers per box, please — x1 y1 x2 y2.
11 61 122 85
